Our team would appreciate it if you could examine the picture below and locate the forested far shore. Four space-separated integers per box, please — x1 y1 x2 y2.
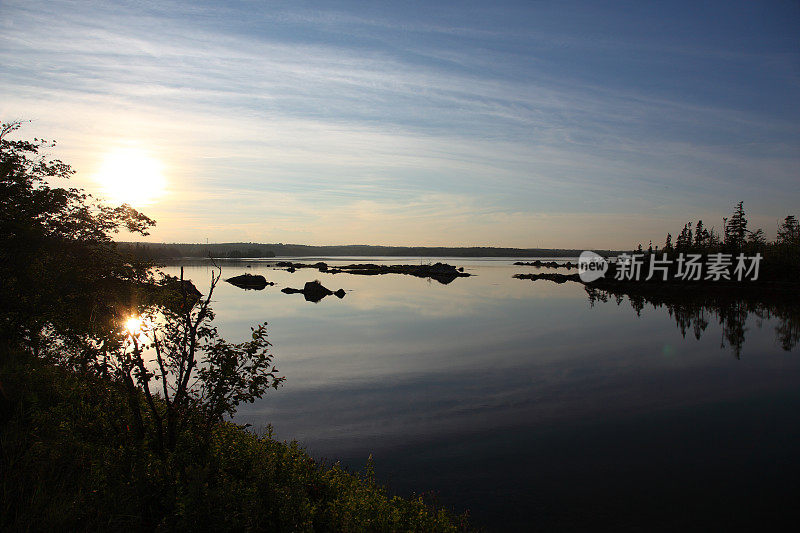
117 241 619 259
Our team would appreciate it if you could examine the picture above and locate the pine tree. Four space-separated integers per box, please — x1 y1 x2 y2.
708 226 720 249
776 215 800 269
676 223 693 252
694 220 708 249
747 228 766 247
777 215 799 245
724 201 748 251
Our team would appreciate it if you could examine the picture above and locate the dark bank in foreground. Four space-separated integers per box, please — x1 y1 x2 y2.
0 350 468 531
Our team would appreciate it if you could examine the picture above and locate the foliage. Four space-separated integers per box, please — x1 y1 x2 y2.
0 121 155 348
649 201 799 281
0 352 469 532
1 121 285 458
777 215 800 245
118 242 278 261
0 121 471 530
119 241 618 260
724 201 748 251
675 222 692 252
693 220 707 248
112 268 285 453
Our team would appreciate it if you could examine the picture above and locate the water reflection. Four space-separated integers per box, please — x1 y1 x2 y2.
586 286 800 357
160 259 800 531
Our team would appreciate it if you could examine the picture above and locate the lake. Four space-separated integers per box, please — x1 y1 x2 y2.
163 258 800 531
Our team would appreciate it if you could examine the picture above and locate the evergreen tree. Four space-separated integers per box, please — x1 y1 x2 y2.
746 228 766 249
724 201 748 251
776 215 800 269
777 215 799 245
694 220 709 249
676 223 692 252
707 226 720 249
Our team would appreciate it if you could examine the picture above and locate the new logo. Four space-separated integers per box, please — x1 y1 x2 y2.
578 251 608 282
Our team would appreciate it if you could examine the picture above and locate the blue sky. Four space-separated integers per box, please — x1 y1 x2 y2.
1 0 798 247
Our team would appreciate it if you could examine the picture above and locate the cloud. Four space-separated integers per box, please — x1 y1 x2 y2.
1 0 798 247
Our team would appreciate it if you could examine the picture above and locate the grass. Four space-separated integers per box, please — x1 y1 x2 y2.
0 350 471 532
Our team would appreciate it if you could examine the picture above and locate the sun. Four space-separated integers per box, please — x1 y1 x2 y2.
95 147 166 206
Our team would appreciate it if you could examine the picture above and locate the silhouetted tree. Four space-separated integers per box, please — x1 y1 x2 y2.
775 215 800 272
724 201 748 251
777 215 799 245
676 222 693 252
707 226 721 249
0 121 155 349
746 228 766 250
1 122 284 455
694 220 710 249
119 268 283 452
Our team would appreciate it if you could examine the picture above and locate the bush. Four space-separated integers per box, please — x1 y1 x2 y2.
0 351 470 532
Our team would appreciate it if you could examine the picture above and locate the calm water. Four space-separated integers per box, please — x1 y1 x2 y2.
164 258 800 531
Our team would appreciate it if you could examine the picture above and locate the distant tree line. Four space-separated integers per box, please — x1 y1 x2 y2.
117 242 277 259
658 201 798 254
118 242 620 259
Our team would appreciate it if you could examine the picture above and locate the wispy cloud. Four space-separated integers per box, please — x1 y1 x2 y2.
1 0 798 246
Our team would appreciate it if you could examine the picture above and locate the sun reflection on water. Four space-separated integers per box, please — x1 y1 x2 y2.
124 315 144 336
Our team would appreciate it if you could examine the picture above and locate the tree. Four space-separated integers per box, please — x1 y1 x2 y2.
746 228 766 247
777 215 799 245
707 226 721 249
675 222 692 252
114 268 284 453
1 122 283 455
1 121 155 350
694 220 709 249
724 201 748 251
775 215 800 271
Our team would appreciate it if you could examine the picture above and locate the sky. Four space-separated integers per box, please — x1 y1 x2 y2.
1 0 798 248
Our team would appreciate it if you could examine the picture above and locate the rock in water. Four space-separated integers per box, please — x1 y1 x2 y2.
281 287 302 294
302 280 333 302
281 280 345 302
226 274 270 290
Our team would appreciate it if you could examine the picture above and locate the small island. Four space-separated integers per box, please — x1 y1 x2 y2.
281 280 346 303
225 273 274 290
274 261 469 284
